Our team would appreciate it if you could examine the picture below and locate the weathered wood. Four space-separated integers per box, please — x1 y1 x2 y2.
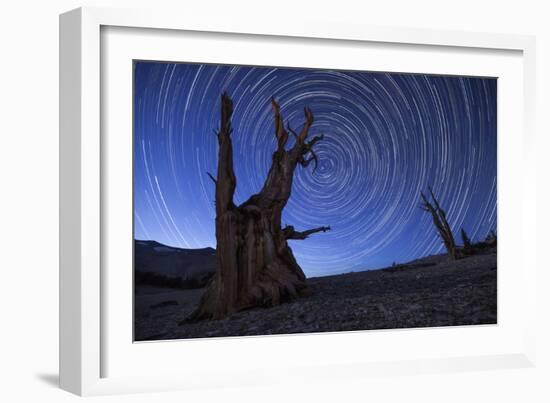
187 93 330 321
461 227 472 250
420 188 460 259
283 225 331 240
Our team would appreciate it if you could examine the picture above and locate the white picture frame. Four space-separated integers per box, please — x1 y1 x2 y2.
59 6 537 396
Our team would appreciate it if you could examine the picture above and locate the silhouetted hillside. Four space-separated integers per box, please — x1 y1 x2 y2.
134 240 216 289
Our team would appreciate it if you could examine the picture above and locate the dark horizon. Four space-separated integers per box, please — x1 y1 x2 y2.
132 227 494 277
134 61 497 277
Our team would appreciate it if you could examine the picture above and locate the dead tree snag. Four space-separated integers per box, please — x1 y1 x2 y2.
420 187 460 259
187 93 330 321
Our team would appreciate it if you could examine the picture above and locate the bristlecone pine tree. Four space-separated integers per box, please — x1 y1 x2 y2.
460 227 472 250
420 187 460 259
187 93 330 321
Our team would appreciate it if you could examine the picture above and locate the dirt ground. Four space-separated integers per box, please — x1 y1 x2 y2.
134 248 497 341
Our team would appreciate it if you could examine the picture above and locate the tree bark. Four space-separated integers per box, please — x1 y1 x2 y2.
420 188 460 259
460 227 472 250
187 93 329 321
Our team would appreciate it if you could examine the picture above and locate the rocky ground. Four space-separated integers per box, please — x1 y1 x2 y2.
134 248 497 341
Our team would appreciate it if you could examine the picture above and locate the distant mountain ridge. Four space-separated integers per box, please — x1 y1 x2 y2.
134 240 216 289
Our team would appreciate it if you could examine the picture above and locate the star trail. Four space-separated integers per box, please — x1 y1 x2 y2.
133 61 497 277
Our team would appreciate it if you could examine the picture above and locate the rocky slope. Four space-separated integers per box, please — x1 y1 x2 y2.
134 240 216 288
134 248 496 341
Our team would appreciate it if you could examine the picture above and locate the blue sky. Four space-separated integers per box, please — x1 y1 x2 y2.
133 61 497 277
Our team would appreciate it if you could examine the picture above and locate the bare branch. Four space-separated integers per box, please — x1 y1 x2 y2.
283 225 331 240
461 227 472 249
296 107 314 144
297 133 325 171
300 148 320 171
307 134 324 148
206 172 217 185
420 204 433 213
286 121 298 138
428 186 446 217
271 97 289 152
220 92 233 136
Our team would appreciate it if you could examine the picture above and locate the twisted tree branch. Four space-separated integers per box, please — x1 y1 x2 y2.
283 225 331 240
271 98 289 152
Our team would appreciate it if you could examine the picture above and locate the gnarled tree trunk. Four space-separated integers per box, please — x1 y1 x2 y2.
188 93 329 321
420 188 460 259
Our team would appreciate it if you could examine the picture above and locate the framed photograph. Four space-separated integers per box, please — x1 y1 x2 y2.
60 7 537 396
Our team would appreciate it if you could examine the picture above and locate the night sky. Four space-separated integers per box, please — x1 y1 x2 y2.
133 61 497 277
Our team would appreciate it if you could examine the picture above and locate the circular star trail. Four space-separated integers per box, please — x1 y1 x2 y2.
134 62 497 277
